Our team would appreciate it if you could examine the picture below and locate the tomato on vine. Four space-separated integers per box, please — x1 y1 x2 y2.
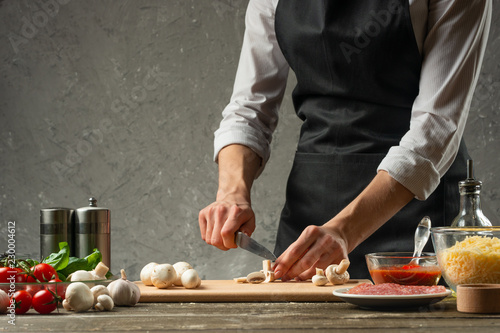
25 276 43 297
11 290 32 314
47 279 66 300
0 267 12 283
32 289 59 314
32 263 58 282
0 267 27 283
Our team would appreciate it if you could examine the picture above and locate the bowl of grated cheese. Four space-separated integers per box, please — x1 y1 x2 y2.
431 227 500 292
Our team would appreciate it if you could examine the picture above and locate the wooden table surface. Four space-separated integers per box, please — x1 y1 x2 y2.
3 297 500 332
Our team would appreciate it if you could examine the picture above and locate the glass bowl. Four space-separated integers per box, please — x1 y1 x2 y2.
431 226 500 292
365 252 441 286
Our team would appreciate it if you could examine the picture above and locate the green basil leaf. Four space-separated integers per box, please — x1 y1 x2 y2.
42 242 70 271
57 271 67 282
58 248 102 278
84 248 102 270
25 258 39 267
18 260 33 272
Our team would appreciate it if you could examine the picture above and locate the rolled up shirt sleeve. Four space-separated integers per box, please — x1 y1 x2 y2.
378 0 491 200
214 0 289 176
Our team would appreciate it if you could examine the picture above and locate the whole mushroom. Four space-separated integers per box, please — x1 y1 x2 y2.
95 294 114 311
312 268 328 286
64 282 94 312
325 259 350 285
173 262 193 286
91 262 110 280
140 262 158 286
151 264 177 289
181 269 202 289
90 285 110 305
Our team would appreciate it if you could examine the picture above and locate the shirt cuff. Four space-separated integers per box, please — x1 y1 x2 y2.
377 146 441 201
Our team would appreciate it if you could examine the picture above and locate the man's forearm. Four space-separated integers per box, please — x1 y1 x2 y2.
216 144 262 203
326 170 415 253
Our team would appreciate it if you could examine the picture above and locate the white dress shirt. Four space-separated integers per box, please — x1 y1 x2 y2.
214 0 491 200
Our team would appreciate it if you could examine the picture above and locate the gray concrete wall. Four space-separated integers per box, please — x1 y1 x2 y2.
0 0 499 281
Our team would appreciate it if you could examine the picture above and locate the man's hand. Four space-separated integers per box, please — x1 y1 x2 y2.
273 225 348 281
199 201 256 250
199 144 262 251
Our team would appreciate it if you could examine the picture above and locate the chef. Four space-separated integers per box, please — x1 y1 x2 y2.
198 0 491 280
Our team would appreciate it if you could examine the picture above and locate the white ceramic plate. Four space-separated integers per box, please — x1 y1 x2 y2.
333 287 452 309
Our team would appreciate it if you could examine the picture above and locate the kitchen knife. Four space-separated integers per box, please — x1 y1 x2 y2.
235 231 277 261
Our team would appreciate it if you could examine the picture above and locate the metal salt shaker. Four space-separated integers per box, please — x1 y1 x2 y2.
40 207 74 259
75 197 111 269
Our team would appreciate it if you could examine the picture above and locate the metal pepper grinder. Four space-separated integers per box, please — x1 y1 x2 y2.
40 207 74 259
75 197 111 269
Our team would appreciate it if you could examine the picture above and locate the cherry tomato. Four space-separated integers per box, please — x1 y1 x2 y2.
32 289 58 314
0 267 26 283
0 267 12 283
11 290 32 314
32 263 58 282
25 276 43 297
13 268 28 283
47 279 66 300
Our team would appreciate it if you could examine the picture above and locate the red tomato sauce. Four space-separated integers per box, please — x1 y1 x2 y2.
370 265 442 286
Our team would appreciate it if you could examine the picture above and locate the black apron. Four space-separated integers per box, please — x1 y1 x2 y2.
273 0 469 279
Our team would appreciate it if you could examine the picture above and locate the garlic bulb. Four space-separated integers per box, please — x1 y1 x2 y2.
107 269 141 306
0 289 9 314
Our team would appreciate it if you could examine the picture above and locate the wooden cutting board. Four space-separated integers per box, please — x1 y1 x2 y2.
136 279 371 302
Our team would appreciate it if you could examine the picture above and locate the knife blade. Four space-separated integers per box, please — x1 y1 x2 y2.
235 231 277 261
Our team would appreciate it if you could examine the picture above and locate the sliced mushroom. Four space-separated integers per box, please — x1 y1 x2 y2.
325 259 350 285
246 271 266 284
262 260 275 283
233 277 248 283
